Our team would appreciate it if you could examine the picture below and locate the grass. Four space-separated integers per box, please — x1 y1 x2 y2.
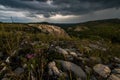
0 23 72 80
0 21 120 80
65 21 120 59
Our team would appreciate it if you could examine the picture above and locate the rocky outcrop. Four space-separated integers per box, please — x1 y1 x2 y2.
28 24 69 37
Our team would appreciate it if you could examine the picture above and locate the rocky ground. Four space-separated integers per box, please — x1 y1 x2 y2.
0 23 120 80
0 39 120 80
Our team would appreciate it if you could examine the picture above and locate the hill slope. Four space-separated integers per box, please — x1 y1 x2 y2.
64 19 120 43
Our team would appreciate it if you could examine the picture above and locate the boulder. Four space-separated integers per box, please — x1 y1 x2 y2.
56 60 87 80
93 64 111 78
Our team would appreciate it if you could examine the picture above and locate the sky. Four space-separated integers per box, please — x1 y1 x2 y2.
0 0 120 23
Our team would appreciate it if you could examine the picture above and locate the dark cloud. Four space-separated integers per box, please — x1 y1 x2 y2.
0 0 120 17
0 0 120 23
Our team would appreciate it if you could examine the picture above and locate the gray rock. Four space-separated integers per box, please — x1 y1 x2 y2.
56 47 68 55
108 74 120 80
69 51 78 57
14 67 24 75
56 60 87 80
93 64 111 78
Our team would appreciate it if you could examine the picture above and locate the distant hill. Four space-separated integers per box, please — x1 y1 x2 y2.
63 18 120 43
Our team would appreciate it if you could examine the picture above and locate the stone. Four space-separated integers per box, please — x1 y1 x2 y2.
69 51 78 57
56 60 87 80
93 64 111 78
48 61 61 76
112 68 120 74
114 57 120 63
14 67 24 75
108 74 120 80
56 47 68 55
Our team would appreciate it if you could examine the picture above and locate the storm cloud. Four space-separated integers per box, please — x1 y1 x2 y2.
0 0 120 23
